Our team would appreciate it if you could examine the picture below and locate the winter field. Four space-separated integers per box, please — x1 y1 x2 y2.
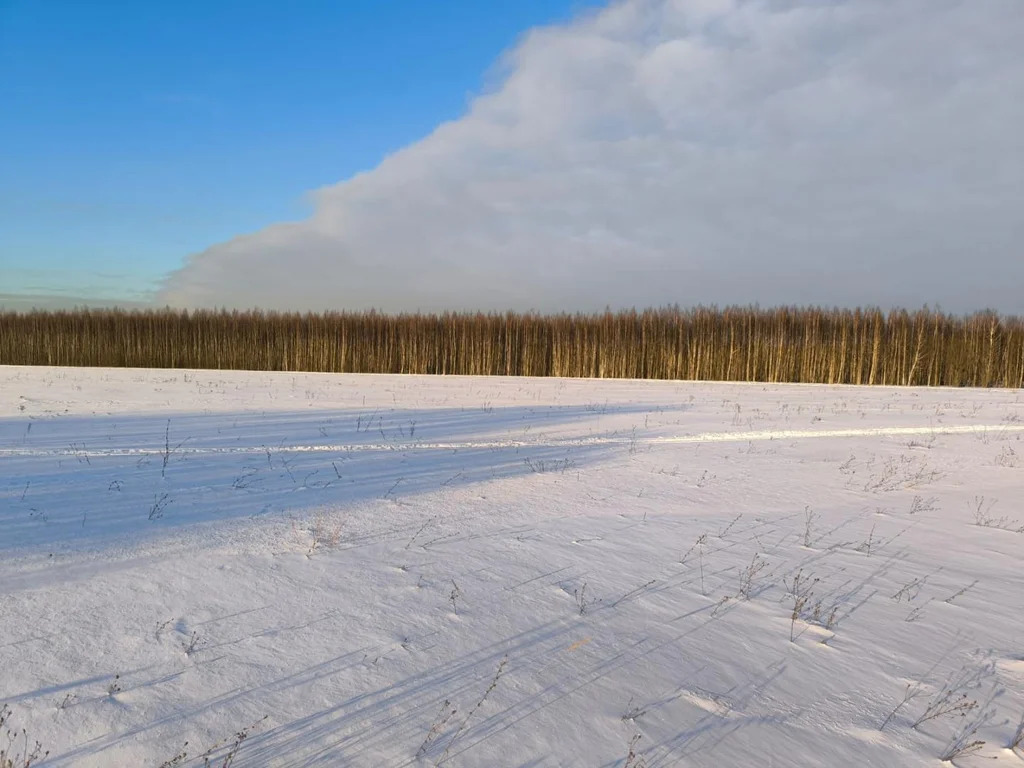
1 366 1023 768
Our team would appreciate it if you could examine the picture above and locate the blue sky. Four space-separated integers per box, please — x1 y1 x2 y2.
0 0 601 305
4 1 1023 314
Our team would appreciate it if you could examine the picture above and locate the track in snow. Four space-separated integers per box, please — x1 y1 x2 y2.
2 422 1021 458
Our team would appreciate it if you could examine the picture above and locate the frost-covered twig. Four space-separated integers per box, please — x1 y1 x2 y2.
942 580 978 605
574 582 589 615
1009 712 1024 755
880 683 925 731
161 419 189 478
417 699 457 757
938 717 986 762
0 704 48 768
623 732 646 768
803 507 817 548
448 580 462 615
200 715 268 768
737 553 768 599
437 657 507 765
912 686 978 730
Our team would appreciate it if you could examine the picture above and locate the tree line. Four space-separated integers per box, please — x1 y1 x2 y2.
1 306 1022 387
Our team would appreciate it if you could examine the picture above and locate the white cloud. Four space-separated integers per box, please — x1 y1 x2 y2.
159 0 1024 313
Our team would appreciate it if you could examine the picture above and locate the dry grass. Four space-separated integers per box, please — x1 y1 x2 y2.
2 306 1022 387
0 704 48 768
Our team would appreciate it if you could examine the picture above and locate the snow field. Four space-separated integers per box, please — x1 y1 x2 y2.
1 367 1023 767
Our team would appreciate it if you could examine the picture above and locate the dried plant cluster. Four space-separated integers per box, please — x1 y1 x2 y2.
2 306 1023 386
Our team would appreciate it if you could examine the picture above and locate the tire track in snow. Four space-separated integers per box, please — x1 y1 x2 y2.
1 423 1021 458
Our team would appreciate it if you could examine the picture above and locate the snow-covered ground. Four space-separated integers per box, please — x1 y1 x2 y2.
2 366 1023 767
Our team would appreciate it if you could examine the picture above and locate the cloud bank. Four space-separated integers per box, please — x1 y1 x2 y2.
160 0 1024 314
